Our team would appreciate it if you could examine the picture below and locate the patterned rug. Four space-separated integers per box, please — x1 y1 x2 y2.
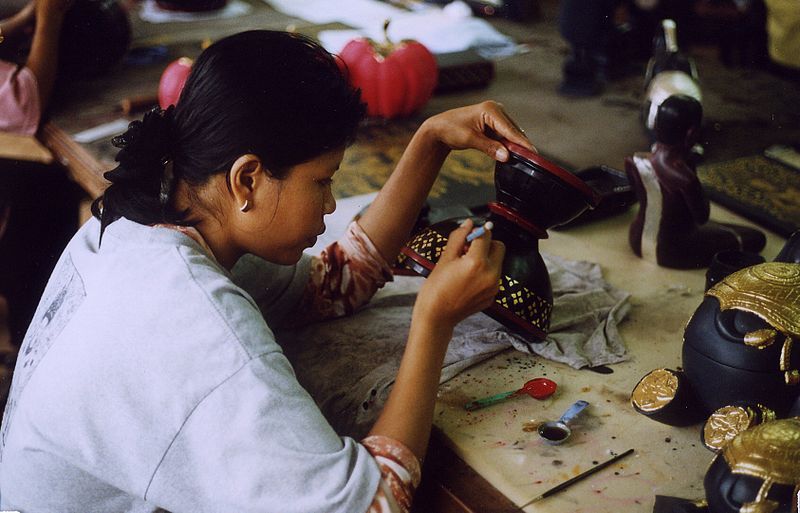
334 118 496 208
698 155 800 237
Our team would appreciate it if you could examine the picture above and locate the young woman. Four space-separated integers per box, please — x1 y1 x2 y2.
0 30 532 513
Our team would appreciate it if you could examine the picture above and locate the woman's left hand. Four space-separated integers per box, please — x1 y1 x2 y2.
422 100 536 162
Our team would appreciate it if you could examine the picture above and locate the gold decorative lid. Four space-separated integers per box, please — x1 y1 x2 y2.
631 369 678 412
722 417 800 484
707 263 800 337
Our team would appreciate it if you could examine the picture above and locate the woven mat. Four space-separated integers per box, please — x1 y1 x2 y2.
333 118 496 208
697 155 800 236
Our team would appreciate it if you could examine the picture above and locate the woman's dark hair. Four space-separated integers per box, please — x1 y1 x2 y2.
92 30 365 238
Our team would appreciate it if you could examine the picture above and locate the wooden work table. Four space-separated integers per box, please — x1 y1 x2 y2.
424 205 787 513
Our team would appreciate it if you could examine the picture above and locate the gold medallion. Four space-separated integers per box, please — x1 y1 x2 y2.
704 406 755 452
631 369 678 412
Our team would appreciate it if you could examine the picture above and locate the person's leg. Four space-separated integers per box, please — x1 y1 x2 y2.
558 0 617 96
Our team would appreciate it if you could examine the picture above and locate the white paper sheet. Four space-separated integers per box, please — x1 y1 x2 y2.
265 0 517 57
263 0 406 26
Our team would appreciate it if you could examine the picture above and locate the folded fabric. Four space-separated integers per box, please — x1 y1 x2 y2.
278 253 630 438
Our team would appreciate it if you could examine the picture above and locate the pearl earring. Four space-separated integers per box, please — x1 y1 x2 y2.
240 200 250 213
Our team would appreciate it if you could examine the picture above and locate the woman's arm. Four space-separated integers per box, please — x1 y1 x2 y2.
25 0 72 112
357 100 534 263
0 2 35 42
280 102 533 327
369 219 505 460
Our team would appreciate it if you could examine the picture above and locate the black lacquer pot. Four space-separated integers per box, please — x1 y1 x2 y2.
632 233 800 430
400 142 599 342
703 418 800 513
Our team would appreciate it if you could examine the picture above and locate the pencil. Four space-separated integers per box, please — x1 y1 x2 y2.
466 221 494 242
519 448 635 508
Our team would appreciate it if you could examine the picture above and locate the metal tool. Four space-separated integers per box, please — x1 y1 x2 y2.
537 400 589 444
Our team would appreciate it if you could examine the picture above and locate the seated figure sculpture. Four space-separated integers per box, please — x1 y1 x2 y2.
626 94 765 268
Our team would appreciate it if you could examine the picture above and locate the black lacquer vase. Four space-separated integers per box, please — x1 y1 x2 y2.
400 142 599 342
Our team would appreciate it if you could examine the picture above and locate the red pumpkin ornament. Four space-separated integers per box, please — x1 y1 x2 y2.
158 57 194 109
339 20 438 118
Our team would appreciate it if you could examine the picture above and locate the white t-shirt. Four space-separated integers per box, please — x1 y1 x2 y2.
0 217 382 513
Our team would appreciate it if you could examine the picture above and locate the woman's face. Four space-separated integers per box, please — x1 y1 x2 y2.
243 148 342 265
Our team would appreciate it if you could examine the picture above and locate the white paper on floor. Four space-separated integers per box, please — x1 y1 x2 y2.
264 0 518 58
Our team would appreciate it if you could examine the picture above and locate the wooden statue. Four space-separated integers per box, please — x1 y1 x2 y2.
626 94 765 268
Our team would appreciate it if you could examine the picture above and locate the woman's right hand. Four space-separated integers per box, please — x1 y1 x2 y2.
413 219 505 331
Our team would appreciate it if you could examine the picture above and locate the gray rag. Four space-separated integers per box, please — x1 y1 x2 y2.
278 252 630 438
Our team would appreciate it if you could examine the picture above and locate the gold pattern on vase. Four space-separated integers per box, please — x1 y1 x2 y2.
707 263 800 337
496 275 552 332
631 369 678 412
704 406 758 452
723 417 800 486
404 228 553 333
744 329 778 349
405 228 448 263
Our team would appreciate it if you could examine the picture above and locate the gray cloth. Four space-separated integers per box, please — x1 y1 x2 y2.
278 253 630 439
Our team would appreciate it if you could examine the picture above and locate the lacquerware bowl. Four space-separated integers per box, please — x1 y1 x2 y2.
495 142 600 230
400 143 601 342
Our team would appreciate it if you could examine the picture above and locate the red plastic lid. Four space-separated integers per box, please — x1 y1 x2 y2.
503 141 601 207
517 378 557 399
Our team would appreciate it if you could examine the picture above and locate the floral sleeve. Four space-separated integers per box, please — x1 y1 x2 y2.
291 221 394 324
362 435 422 513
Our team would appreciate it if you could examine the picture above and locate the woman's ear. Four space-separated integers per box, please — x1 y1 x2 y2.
228 154 268 211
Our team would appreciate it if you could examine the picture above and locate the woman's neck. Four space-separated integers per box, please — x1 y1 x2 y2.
194 219 244 270
172 180 243 270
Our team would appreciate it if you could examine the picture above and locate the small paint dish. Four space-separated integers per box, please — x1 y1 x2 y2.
538 400 589 445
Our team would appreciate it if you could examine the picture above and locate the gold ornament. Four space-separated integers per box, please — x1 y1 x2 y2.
744 329 778 349
704 406 757 452
723 417 800 485
631 369 678 412
707 263 800 337
708 263 800 384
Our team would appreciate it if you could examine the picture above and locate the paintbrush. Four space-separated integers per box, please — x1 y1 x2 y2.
519 448 635 508
466 221 493 242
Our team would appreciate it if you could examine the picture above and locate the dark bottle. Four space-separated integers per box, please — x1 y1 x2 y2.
400 142 599 342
